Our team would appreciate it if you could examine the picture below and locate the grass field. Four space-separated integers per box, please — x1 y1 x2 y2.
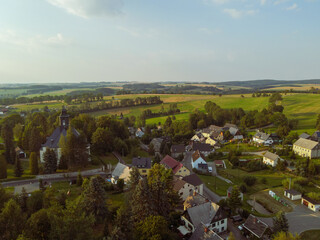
300 230 320 240
197 174 232 196
24 88 95 98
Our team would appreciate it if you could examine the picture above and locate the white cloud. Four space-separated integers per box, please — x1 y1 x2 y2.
286 3 298 10
260 0 267 5
0 30 71 49
47 0 123 18
223 8 258 19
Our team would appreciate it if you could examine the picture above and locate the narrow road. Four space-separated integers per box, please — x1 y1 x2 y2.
112 151 126 164
203 185 222 203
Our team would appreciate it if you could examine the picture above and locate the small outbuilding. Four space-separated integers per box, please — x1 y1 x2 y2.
301 196 320 212
284 189 302 201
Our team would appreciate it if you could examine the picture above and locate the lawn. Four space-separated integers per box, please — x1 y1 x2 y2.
51 181 83 201
107 192 126 209
92 154 119 167
0 160 36 183
197 174 232 196
217 143 267 153
300 230 320 240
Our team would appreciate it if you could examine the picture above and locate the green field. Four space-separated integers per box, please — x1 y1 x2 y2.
24 88 95 98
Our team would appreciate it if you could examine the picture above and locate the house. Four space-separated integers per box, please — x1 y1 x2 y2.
293 138 320 159
171 144 186 158
311 130 320 142
15 147 26 159
160 155 190 177
150 138 163 154
201 128 212 138
209 125 223 133
183 192 208 210
111 162 132 184
299 132 311 139
192 150 208 170
132 157 152 177
173 177 203 201
40 107 85 164
229 127 243 140
243 215 269 239
191 142 213 156
301 196 320 212
182 174 204 196
189 223 223 240
214 160 224 168
135 128 145 138
210 131 224 142
180 201 228 235
227 186 244 201
191 133 204 142
262 151 281 167
205 137 218 147
252 132 273 145
284 189 302 201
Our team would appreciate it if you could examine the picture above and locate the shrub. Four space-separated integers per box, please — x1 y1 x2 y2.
239 184 247 193
243 176 257 186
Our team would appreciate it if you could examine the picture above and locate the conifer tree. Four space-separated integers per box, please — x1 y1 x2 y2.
14 156 23 177
43 149 57 174
0 156 7 179
29 152 39 175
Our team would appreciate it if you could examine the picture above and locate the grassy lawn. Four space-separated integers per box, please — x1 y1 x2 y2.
51 181 83 201
217 143 268 153
107 192 126 209
0 160 36 182
197 174 232 196
300 230 320 240
92 154 119 166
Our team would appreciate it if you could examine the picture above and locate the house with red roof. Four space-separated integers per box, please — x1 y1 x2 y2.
160 155 190 177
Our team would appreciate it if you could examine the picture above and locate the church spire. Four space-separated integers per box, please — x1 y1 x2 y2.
60 106 69 129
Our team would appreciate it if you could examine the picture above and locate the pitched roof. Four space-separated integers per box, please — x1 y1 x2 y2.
42 126 80 148
186 202 220 227
293 138 319 150
173 179 187 192
210 132 221 138
263 151 279 162
224 123 237 129
302 196 320 205
312 130 320 138
184 193 208 209
192 142 212 152
189 223 223 240
183 174 203 187
285 189 301 196
229 127 239 136
171 144 185 154
112 163 131 180
253 132 270 141
299 133 311 139
150 138 163 152
209 125 223 133
160 155 184 174
214 160 224 165
132 157 152 169
243 215 269 239
192 150 206 162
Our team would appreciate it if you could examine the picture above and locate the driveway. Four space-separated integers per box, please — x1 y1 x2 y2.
182 151 193 171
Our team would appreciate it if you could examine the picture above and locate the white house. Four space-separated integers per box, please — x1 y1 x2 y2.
173 174 203 201
263 151 281 167
229 127 243 140
293 138 320 159
111 162 132 184
135 128 145 138
253 132 273 145
284 189 302 201
301 196 320 212
192 150 208 170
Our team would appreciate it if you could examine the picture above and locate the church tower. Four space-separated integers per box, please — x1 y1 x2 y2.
60 107 69 129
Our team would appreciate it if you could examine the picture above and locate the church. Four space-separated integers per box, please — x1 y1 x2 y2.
40 107 82 163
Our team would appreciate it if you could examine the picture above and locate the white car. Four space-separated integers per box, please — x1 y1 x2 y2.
208 167 213 173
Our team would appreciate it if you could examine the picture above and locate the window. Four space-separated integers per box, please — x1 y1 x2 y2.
221 220 224 224
212 223 215 227
221 227 224 231
142 170 146 173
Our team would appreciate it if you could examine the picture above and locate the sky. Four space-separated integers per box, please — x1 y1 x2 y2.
0 0 319 83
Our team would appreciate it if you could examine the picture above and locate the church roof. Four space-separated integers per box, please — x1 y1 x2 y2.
41 126 80 148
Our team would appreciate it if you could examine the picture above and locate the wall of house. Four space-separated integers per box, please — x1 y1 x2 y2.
138 168 150 177
210 218 228 233
301 198 320 212
262 157 277 167
176 166 190 177
192 157 207 169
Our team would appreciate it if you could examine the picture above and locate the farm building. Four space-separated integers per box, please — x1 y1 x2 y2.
284 189 302 201
293 138 320 159
262 151 281 167
301 196 320 212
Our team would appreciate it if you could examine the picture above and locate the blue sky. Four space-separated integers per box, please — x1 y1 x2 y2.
0 0 319 83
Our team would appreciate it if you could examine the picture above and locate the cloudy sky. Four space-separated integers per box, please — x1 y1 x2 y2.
0 0 319 83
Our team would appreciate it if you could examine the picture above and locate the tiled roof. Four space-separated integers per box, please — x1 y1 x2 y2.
263 151 279 162
285 189 301 196
189 223 223 240
254 132 270 141
160 155 184 174
42 126 80 148
132 157 152 169
171 144 185 154
173 179 187 192
299 133 311 139
192 142 212 152
182 174 203 187
243 215 269 238
192 150 206 162
293 138 319 150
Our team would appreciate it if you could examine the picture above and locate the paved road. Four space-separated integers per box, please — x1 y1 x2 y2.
227 219 246 240
203 185 222 203
113 151 126 164
182 151 193 171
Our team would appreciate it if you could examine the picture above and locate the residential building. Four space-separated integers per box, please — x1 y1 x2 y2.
301 196 320 212
252 132 273 145
192 150 208 170
205 137 218 147
223 123 237 130
191 133 203 142
229 127 243 140
150 138 163 154
209 125 223 133
135 128 145 138
182 174 204 196
183 192 208 210
243 215 269 239
180 201 227 235
40 108 84 164
160 155 190 177
173 177 203 201
191 142 213 156
111 162 132 184
284 189 302 201
263 151 281 167
132 157 151 177
189 223 223 240
214 160 224 168
293 138 320 158
227 186 243 201
170 144 186 158
201 128 212 138
128 127 135 136
311 130 320 142
299 132 311 139
210 131 224 142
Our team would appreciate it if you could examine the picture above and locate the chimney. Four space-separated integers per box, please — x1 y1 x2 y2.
193 191 197 196
253 217 257 224
204 227 209 233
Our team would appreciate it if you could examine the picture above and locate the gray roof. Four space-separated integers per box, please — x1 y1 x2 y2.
192 142 212 152
293 138 319 150
171 144 185 154
243 215 268 238
183 174 203 187
112 162 129 178
229 127 239 136
299 133 311 139
285 189 301 196
42 126 80 148
132 157 152 169
150 138 163 152
263 151 279 162
187 202 220 227
254 132 270 141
